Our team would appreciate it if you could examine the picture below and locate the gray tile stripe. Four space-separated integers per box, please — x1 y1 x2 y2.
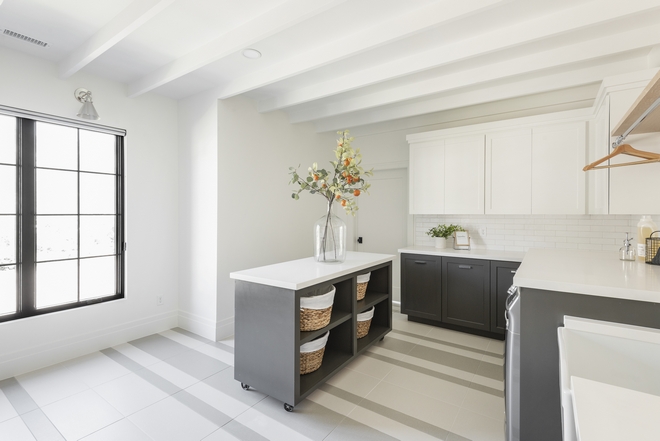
171 327 235 355
365 352 504 398
0 378 65 440
320 384 468 441
220 420 270 441
172 390 231 427
390 329 503 359
0 377 39 415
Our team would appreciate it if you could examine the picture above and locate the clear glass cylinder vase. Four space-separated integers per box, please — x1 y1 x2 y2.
314 201 347 263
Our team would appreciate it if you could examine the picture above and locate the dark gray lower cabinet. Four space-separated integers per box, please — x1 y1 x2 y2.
401 254 441 320
441 257 490 332
490 260 521 334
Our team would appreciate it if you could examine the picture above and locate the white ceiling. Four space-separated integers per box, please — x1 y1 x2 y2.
1 0 660 132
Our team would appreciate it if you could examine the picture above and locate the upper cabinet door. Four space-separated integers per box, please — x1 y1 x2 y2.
588 96 609 215
444 135 485 214
532 122 586 215
485 129 532 215
409 141 444 214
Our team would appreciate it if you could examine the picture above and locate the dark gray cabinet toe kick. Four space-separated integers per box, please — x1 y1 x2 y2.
233 261 392 410
401 253 520 339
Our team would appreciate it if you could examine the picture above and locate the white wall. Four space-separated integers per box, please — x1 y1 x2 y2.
0 46 179 378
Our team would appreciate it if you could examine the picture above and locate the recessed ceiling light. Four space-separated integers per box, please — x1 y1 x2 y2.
242 48 261 59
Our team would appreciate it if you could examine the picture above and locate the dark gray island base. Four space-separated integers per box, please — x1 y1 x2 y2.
233 260 392 411
519 287 660 441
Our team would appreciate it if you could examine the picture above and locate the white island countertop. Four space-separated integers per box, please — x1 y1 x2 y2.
514 248 660 302
229 251 394 290
398 246 525 262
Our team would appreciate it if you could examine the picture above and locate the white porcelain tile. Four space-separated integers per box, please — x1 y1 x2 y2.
306 389 358 417
185 381 250 419
451 408 505 441
128 396 218 441
325 365 382 398
383 365 469 407
63 352 131 388
80 418 152 441
234 407 315 441
111 343 162 368
16 363 89 407
0 390 18 424
94 372 169 416
0 416 36 441
460 387 505 421
346 406 441 441
425 326 492 351
147 360 199 389
344 354 394 380
159 330 234 366
41 389 122 441
201 428 242 441
388 332 486 361
487 339 505 356
391 317 435 335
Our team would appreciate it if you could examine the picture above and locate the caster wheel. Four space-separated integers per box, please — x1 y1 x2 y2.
379 337 385 342
241 383 250 391
284 403 294 412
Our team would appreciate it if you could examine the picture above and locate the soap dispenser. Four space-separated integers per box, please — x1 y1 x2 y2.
619 233 635 261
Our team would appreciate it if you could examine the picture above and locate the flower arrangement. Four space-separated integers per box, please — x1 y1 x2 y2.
426 224 464 239
289 130 373 262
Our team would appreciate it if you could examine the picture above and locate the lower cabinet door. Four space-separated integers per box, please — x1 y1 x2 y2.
401 254 441 320
441 257 490 331
490 260 521 334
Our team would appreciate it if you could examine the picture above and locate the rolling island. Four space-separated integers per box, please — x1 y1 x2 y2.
229 251 394 411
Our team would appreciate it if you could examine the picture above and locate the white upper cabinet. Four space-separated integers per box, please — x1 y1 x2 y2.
485 129 532 214
588 95 609 215
409 140 444 214
531 122 586 215
444 135 485 214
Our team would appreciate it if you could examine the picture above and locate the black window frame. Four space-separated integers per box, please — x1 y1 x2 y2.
0 111 125 323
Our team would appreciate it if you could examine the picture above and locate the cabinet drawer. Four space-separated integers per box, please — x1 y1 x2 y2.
401 254 442 320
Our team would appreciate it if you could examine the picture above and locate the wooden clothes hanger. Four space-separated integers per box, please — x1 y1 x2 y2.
583 143 660 171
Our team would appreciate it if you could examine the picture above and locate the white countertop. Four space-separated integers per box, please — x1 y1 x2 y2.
229 251 394 290
398 246 525 262
571 376 660 441
514 248 660 302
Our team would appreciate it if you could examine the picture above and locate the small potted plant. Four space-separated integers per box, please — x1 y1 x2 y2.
426 224 464 248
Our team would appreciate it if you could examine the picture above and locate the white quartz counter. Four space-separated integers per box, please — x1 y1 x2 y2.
229 251 394 290
398 246 525 262
514 248 660 302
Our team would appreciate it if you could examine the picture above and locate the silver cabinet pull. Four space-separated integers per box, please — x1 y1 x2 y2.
459 265 472 269
511 270 517 274
414 261 427 264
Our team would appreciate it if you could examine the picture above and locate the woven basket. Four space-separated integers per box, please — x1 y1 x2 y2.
300 285 335 332
300 331 329 375
357 273 370 301
357 307 374 339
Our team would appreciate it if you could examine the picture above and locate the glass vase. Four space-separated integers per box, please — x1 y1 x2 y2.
314 201 346 263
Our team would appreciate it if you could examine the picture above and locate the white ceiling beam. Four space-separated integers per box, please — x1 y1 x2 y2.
217 0 505 99
58 0 176 78
287 24 660 123
261 0 660 112
312 56 648 132
127 0 346 97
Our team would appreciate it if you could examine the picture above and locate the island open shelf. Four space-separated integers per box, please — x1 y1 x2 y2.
231 252 393 411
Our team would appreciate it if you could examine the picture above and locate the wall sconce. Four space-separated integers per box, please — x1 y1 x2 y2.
74 88 100 120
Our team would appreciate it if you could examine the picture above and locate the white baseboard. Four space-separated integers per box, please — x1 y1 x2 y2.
215 316 234 341
0 310 178 380
178 310 217 341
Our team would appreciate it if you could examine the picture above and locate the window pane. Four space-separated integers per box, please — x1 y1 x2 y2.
0 165 16 214
37 169 78 214
80 173 115 214
80 130 115 174
36 216 78 261
36 260 77 308
0 265 17 315
80 256 115 300
36 122 77 170
0 115 16 165
80 216 115 257
0 216 16 265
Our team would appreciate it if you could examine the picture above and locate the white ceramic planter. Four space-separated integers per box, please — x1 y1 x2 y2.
434 237 447 248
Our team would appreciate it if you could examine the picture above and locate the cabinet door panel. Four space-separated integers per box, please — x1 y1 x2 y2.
532 122 586 214
401 254 441 320
490 260 520 334
485 129 532 214
441 257 490 331
588 96 609 214
444 135 485 214
409 141 444 214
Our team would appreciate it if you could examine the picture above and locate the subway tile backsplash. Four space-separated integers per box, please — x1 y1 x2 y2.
415 214 660 252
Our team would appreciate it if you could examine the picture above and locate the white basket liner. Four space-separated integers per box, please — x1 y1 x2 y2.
300 331 329 353
300 285 335 310
357 307 374 322
357 273 371 284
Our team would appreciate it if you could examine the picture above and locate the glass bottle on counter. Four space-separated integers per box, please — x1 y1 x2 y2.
619 233 635 261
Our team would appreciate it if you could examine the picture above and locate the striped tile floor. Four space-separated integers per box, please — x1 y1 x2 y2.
0 311 505 440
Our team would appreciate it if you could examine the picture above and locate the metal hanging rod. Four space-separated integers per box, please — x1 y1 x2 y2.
612 95 660 149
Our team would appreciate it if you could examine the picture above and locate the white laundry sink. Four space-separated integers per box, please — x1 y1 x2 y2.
557 317 660 441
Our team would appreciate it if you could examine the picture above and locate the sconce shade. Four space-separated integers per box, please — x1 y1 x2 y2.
74 88 100 120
